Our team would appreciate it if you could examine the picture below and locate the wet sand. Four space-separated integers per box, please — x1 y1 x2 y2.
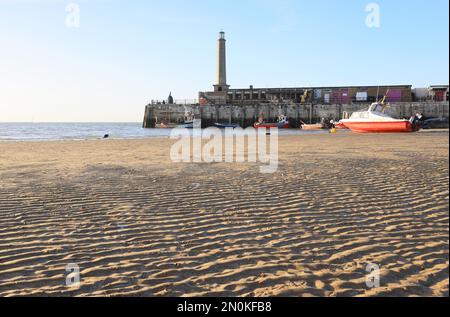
0 131 448 297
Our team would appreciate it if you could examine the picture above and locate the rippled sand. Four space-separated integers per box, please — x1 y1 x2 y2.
0 131 448 297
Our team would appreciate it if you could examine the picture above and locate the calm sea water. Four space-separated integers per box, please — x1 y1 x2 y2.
0 123 329 141
0 123 169 141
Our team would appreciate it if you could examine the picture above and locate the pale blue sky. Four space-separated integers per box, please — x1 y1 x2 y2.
0 0 448 122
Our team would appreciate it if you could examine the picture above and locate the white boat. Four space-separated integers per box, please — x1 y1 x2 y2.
340 102 421 133
178 119 202 129
176 110 202 129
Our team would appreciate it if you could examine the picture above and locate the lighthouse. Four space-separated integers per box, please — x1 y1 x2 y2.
214 31 230 92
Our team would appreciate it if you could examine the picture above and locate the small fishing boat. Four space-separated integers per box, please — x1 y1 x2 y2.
176 111 202 129
340 102 421 133
154 114 177 128
213 123 240 129
156 122 178 129
178 119 201 129
299 118 335 130
300 123 324 131
155 118 201 129
254 114 290 129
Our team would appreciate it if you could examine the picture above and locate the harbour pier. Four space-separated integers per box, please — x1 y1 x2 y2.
143 31 449 129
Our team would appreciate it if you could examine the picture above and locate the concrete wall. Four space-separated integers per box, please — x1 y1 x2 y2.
143 102 449 128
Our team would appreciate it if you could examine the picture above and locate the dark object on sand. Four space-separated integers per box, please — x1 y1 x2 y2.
213 122 240 129
103 134 109 139
422 118 449 129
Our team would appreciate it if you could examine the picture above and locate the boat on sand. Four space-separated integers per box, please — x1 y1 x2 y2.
341 102 422 133
213 123 240 129
300 123 324 131
178 119 201 129
254 115 290 129
300 118 335 130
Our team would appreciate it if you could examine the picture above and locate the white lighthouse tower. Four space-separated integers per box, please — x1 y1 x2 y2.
214 31 230 92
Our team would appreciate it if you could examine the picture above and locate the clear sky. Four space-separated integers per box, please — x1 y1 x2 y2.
0 0 448 122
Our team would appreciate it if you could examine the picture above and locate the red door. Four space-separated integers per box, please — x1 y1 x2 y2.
435 91 444 102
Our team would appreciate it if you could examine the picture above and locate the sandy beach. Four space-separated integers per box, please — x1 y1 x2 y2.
0 131 448 297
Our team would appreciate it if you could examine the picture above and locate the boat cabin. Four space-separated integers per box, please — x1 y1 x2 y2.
350 103 393 120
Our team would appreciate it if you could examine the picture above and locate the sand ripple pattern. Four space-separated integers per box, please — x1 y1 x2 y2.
0 133 448 296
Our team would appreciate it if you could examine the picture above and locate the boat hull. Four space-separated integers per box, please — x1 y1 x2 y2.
214 123 240 129
334 122 349 130
156 123 178 129
300 124 324 131
342 121 418 133
254 122 290 129
178 119 202 129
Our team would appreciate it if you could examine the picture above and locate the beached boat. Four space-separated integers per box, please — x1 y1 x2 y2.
254 115 290 129
154 110 201 129
213 123 240 129
154 114 178 128
299 118 336 130
300 123 324 130
340 102 421 133
178 119 202 129
156 122 178 129
155 119 201 129
175 111 202 129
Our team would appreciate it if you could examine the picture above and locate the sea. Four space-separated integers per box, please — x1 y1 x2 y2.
0 122 330 141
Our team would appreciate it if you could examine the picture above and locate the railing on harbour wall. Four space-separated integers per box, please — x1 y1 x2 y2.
149 99 199 105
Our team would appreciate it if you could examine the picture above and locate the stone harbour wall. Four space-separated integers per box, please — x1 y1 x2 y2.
143 102 449 128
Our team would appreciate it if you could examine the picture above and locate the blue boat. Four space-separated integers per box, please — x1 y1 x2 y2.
178 119 202 129
213 123 240 129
